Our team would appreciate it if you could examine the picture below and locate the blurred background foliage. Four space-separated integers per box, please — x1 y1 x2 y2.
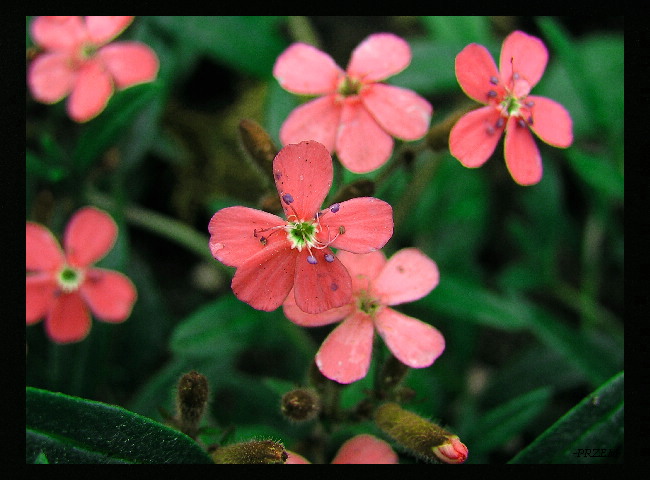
26 16 623 463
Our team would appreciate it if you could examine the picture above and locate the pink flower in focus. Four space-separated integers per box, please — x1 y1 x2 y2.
449 30 573 185
274 33 432 173
208 141 393 315
26 207 137 344
286 434 398 464
28 16 159 122
283 248 445 384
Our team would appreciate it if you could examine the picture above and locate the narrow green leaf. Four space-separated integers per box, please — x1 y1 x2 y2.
26 387 213 464
509 371 623 463
565 148 624 202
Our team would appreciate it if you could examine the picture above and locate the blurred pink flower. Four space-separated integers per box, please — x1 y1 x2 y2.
286 434 398 464
274 33 432 173
209 141 393 315
283 248 445 384
26 207 137 344
450 30 573 185
28 16 159 122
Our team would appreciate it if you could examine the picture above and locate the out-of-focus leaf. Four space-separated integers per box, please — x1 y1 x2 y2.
509 371 623 464
26 387 213 464
565 148 624 203
26 151 68 183
420 16 495 45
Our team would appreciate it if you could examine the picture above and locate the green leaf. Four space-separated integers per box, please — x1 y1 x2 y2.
509 371 623 463
26 387 213 464
420 16 494 45
565 148 624 203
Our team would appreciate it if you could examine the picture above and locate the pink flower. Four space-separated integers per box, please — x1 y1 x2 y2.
432 435 468 464
286 434 398 464
26 207 137 344
27 16 159 122
449 30 573 186
273 33 432 174
283 248 445 384
208 140 393 314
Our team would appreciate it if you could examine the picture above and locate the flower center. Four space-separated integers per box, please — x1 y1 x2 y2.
485 72 536 135
57 264 84 293
357 289 381 316
286 220 318 252
79 42 98 60
337 75 363 97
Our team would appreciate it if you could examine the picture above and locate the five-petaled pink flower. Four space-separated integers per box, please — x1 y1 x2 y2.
286 434 398 464
26 207 137 344
28 16 159 123
208 140 394 315
274 33 432 174
283 248 445 384
449 30 573 186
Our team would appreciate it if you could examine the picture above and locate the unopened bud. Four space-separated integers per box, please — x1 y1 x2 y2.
175 370 209 439
374 402 467 464
281 388 321 423
239 119 278 178
211 440 288 464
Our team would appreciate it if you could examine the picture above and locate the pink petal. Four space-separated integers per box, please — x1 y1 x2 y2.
273 140 333 219
273 43 344 95
449 106 504 168
26 222 65 272
374 308 445 368
285 451 311 464
98 42 159 89
500 31 548 90
85 16 134 45
30 16 87 51
279 95 341 153
335 99 394 173
64 207 117 268
26 273 57 325
283 288 352 327
335 250 386 291
373 248 439 305
27 52 76 104
504 116 543 186
293 249 353 314
208 206 287 268
361 83 432 140
45 292 92 344
322 197 393 254
527 95 573 148
230 242 296 312
455 43 500 104
315 311 375 384
331 434 398 464
347 33 411 82
67 58 114 122
80 268 137 322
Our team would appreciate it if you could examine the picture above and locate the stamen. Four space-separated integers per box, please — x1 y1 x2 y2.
307 255 317 264
282 193 294 204
487 90 497 99
525 100 535 108
329 203 340 213
486 125 495 136
339 226 346 235
527 116 534 126
259 236 267 246
324 253 334 263
517 118 526 128
495 117 505 129
489 76 499 85
512 72 520 81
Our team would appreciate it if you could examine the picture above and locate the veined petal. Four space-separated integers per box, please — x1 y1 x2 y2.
331 434 398 464
30 16 87 51
208 206 287 268
335 250 386 291
373 248 439 305
231 242 295 312
26 273 57 325
283 288 352 327
273 43 344 95
80 268 137 322
347 33 411 82
279 96 341 153
273 140 333 219
68 58 114 122
322 197 393 254
293 249 353 314
449 106 504 168
500 31 548 90
374 308 445 369
85 16 134 45
336 100 394 173
98 42 159 89
455 43 500 104
362 83 432 140
64 207 117 268
504 116 543 186
26 222 65 272
315 312 375 384
46 292 92 344
527 95 573 148
28 52 76 104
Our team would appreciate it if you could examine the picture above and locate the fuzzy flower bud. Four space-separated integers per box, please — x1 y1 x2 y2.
211 440 288 464
238 118 278 177
281 388 321 423
175 370 209 439
374 402 467 464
